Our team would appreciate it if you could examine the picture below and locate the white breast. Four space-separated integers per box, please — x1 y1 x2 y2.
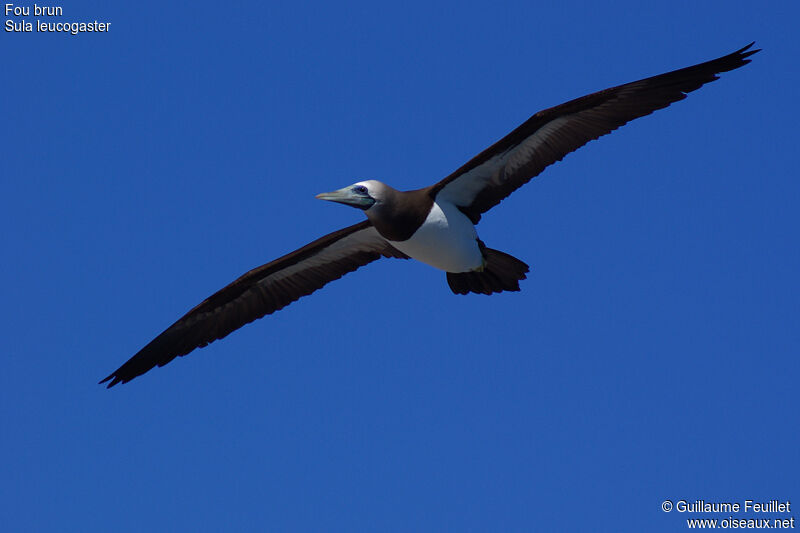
388 200 483 273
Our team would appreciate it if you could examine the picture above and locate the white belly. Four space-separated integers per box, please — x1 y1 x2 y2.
388 200 483 273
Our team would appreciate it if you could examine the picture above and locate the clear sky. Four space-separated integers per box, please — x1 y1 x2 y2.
2 1 798 531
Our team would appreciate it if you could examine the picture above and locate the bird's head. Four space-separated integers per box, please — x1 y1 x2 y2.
315 180 392 211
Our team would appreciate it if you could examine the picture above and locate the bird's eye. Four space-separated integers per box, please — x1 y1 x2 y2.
353 185 368 194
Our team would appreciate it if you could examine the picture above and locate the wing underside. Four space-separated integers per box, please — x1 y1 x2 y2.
434 43 759 223
101 221 406 387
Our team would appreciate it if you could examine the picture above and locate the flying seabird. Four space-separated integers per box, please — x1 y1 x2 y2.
101 43 758 387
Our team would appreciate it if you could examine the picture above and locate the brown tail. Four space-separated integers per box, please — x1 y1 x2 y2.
446 247 529 295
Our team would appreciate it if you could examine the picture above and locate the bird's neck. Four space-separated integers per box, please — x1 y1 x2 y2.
367 187 435 242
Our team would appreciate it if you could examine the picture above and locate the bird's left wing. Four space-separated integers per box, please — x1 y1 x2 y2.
432 43 759 223
101 220 407 387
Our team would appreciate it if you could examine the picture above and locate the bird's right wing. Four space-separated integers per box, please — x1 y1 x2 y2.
101 220 407 387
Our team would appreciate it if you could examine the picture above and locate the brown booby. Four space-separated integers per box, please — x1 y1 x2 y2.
101 43 758 387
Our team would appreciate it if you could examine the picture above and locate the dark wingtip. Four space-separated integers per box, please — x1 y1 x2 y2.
741 41 758 52
99 372 122 389
734 41 760 63
696 42 760 79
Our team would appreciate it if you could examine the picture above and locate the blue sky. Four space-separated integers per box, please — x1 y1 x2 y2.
2 1 798 531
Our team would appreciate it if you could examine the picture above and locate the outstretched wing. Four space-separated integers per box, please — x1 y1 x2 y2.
101 221 407 387
433 43 759 223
